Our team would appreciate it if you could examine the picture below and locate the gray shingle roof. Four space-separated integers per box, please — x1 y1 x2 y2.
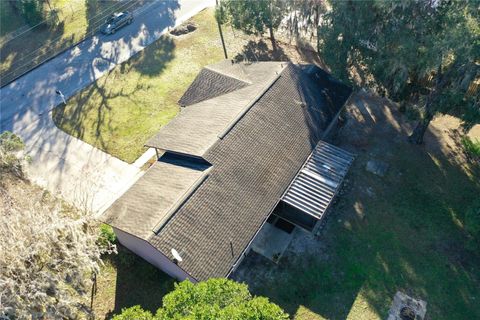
105 61 351 281
147 63 351 280
145 62 285 158
178 68 248 107
103 159 209 239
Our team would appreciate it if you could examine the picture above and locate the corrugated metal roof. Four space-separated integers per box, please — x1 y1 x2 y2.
281 141 354 220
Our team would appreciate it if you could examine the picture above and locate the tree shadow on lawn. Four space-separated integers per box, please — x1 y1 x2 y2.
97 245 175 319
233 92 480 320
52 34 175 159
0 21 71 85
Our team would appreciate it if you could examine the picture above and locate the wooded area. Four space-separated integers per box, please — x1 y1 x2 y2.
218 0 479 144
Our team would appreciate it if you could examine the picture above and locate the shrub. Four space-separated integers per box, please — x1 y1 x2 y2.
0 131 27 176
461 136 480 158
112 279 289 320
98 223 116 247
0 186 109 319
112 306 155 320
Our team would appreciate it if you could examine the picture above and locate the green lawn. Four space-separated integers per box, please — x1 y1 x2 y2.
53 8 247 163
0 0 143 85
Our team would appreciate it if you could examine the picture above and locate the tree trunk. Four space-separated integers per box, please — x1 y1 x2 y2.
408 62 446 144
408 113 433 144
269 25 277 52
408 98 434 144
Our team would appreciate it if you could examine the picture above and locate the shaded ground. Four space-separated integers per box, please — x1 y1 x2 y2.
92 245 174 319
0 1 27 36
232 91 480 319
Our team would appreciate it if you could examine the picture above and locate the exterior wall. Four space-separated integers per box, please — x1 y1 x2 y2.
322 93 353 141
113 227 197 283
274 202 317 232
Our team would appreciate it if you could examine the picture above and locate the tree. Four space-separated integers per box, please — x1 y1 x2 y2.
10 0 45 26
112 278 289 320
0 131 27 177
0 134 114 319
111 306 155 320
217 0 285 50
284 0 325 41
318 0 479 144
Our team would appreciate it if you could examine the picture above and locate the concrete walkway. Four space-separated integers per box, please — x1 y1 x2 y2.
0 0 215 214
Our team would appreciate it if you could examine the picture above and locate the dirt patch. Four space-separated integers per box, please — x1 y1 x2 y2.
170 21 197 36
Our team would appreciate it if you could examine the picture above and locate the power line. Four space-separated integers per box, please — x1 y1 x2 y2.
0 0 84 46
1 0 141 83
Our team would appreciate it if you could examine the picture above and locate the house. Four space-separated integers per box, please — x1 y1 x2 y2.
103 61 352 282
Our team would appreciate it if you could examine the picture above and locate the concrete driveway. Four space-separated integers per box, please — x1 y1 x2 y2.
0 0 215 214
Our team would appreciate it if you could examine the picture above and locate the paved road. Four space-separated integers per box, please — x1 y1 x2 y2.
0 0 215 214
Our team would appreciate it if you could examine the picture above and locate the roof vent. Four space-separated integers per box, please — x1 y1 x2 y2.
294 99 306 108
171 248 183 263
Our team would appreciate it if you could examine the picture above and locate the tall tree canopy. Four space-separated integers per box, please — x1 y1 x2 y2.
318 0 479 143
217 0 285 49
112 278 289 320
217 0 325 49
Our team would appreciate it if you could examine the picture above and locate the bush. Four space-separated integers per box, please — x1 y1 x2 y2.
461 136 480 158
0 131 26 176
112 306 154 320
98 223 116 247
112 279 289 320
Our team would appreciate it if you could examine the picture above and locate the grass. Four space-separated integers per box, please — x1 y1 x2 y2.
0 0 143 85
53 8 248 163
462 136 480 158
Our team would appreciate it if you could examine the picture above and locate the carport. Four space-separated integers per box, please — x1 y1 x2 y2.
275 141 355 232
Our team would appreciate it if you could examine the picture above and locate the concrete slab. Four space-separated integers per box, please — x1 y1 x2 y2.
251 223 293 263
387 291 427 320
366 159 389 177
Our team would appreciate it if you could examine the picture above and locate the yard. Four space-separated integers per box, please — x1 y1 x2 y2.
233 93 480 320
0 0 143 85
49 6 480 319
53 8 251 163
91 92 480 319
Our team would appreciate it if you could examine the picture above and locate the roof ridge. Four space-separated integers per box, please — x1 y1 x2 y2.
216 71 283 140
204 61 252 84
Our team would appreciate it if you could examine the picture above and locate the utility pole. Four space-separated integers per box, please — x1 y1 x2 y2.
45 0 60 24
216 0 228 59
